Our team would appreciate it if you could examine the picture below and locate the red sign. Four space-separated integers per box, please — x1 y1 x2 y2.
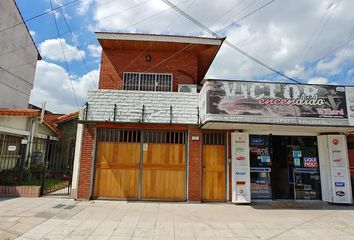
303 157 318 168
236 156 245 160
332 139 339 145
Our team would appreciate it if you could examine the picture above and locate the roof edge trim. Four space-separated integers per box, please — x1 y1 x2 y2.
96 32 224 46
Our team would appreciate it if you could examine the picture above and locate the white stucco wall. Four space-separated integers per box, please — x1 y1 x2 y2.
0 0 39 108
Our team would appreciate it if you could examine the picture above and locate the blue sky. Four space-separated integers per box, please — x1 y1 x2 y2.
14 0 354 113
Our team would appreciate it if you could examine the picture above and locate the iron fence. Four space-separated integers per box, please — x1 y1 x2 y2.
0 136 75 196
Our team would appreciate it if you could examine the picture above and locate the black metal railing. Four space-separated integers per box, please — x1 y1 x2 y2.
0 137 75 196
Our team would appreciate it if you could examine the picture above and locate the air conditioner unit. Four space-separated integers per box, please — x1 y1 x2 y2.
178 84 197 93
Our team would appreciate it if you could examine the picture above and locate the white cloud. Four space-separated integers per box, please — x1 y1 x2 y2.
85 0 354 82
39 38 86 62
87 44 102 58
29 30 36 38
315 48 354 75
30 61 99 113
77 0 94 15
307 77 329 84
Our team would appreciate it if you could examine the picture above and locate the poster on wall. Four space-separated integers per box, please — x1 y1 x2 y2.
345 87 354 126
231 132 250 203
328 135 353 204
204 80 350 126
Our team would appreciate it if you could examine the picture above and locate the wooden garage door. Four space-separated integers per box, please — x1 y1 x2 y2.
141 131 186 201
203 132 226 201
94 129 140 199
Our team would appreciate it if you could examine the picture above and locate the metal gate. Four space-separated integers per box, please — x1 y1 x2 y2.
42 139 75 196
0 134 75 196
93 128 187 201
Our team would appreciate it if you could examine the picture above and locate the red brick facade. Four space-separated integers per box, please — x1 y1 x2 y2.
99 49 198 91
76 34 223 201
188 128 203 201
77 125 95 200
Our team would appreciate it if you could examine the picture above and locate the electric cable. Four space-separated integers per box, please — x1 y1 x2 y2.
0 0 80 33
49 0 80 110
54 0 98 89
299 0 341 67
216 0 275 34
161 0 301 84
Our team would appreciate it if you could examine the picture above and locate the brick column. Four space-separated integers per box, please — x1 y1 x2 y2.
77 125 95 200
188 127 202 202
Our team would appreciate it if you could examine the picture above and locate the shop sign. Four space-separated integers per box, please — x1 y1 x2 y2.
293 151 302 158
191 136 200 141
294 168 319 174
335 182 345 187
205 80 350 126
294 157 301 167
8 146 16 152
328 135 353 204
303 157 318 168
250 167 271 173
261 156 270 163
250 137 264 145
231 133 250 203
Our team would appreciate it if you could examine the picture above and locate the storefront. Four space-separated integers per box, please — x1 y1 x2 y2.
249 135 321 200
73 32 353 204
200 80 354 204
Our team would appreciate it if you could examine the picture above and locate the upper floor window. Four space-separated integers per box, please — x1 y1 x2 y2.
123 72 172 92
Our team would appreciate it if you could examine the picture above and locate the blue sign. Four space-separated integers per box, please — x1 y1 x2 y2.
251 137 264 145
335 182 345 187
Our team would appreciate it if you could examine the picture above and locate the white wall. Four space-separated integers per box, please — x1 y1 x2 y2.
0 0 39 108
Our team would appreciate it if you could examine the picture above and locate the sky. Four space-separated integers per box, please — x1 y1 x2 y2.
14 0 354 113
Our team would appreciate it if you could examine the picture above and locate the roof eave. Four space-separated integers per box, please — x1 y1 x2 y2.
95 32 224 46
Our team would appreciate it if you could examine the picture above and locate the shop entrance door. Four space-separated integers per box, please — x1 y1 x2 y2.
272 136 294 199
271 136 321 200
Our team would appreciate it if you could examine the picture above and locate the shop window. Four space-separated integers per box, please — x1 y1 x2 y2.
123 72 172 92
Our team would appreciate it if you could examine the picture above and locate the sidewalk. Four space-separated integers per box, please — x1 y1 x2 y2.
0 197 353 240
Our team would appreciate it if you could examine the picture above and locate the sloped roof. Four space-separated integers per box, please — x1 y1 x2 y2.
0 108 40 117
96 32 225 83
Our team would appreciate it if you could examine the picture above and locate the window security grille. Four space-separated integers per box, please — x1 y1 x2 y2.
123 72 172 92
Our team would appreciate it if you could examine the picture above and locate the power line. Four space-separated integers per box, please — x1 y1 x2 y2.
0 0 160 61
299 0 341 66
161 0 301 84
209 0 250 29
54 0 98 89
0 0 81 34
216 0 275 33
118 0 192 32
49 0 79 110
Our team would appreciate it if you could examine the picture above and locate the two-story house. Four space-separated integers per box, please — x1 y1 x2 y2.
72 32 354 204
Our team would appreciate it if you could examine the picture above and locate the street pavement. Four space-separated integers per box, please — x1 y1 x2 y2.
0 197 354 240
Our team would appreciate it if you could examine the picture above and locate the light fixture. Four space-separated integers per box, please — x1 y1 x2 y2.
145 54 152 62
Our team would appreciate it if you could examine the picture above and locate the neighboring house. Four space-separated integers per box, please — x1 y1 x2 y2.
0 107 78 168
0 0 41 108
73 32 353 205
0 109 59 170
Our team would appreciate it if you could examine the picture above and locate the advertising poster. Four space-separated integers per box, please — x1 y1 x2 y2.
204 80 350 126
231 132 250 203
303 157 318 168
345 87 354 126
328 135 353 204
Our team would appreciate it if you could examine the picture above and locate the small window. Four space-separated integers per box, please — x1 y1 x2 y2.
123 72 172 92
